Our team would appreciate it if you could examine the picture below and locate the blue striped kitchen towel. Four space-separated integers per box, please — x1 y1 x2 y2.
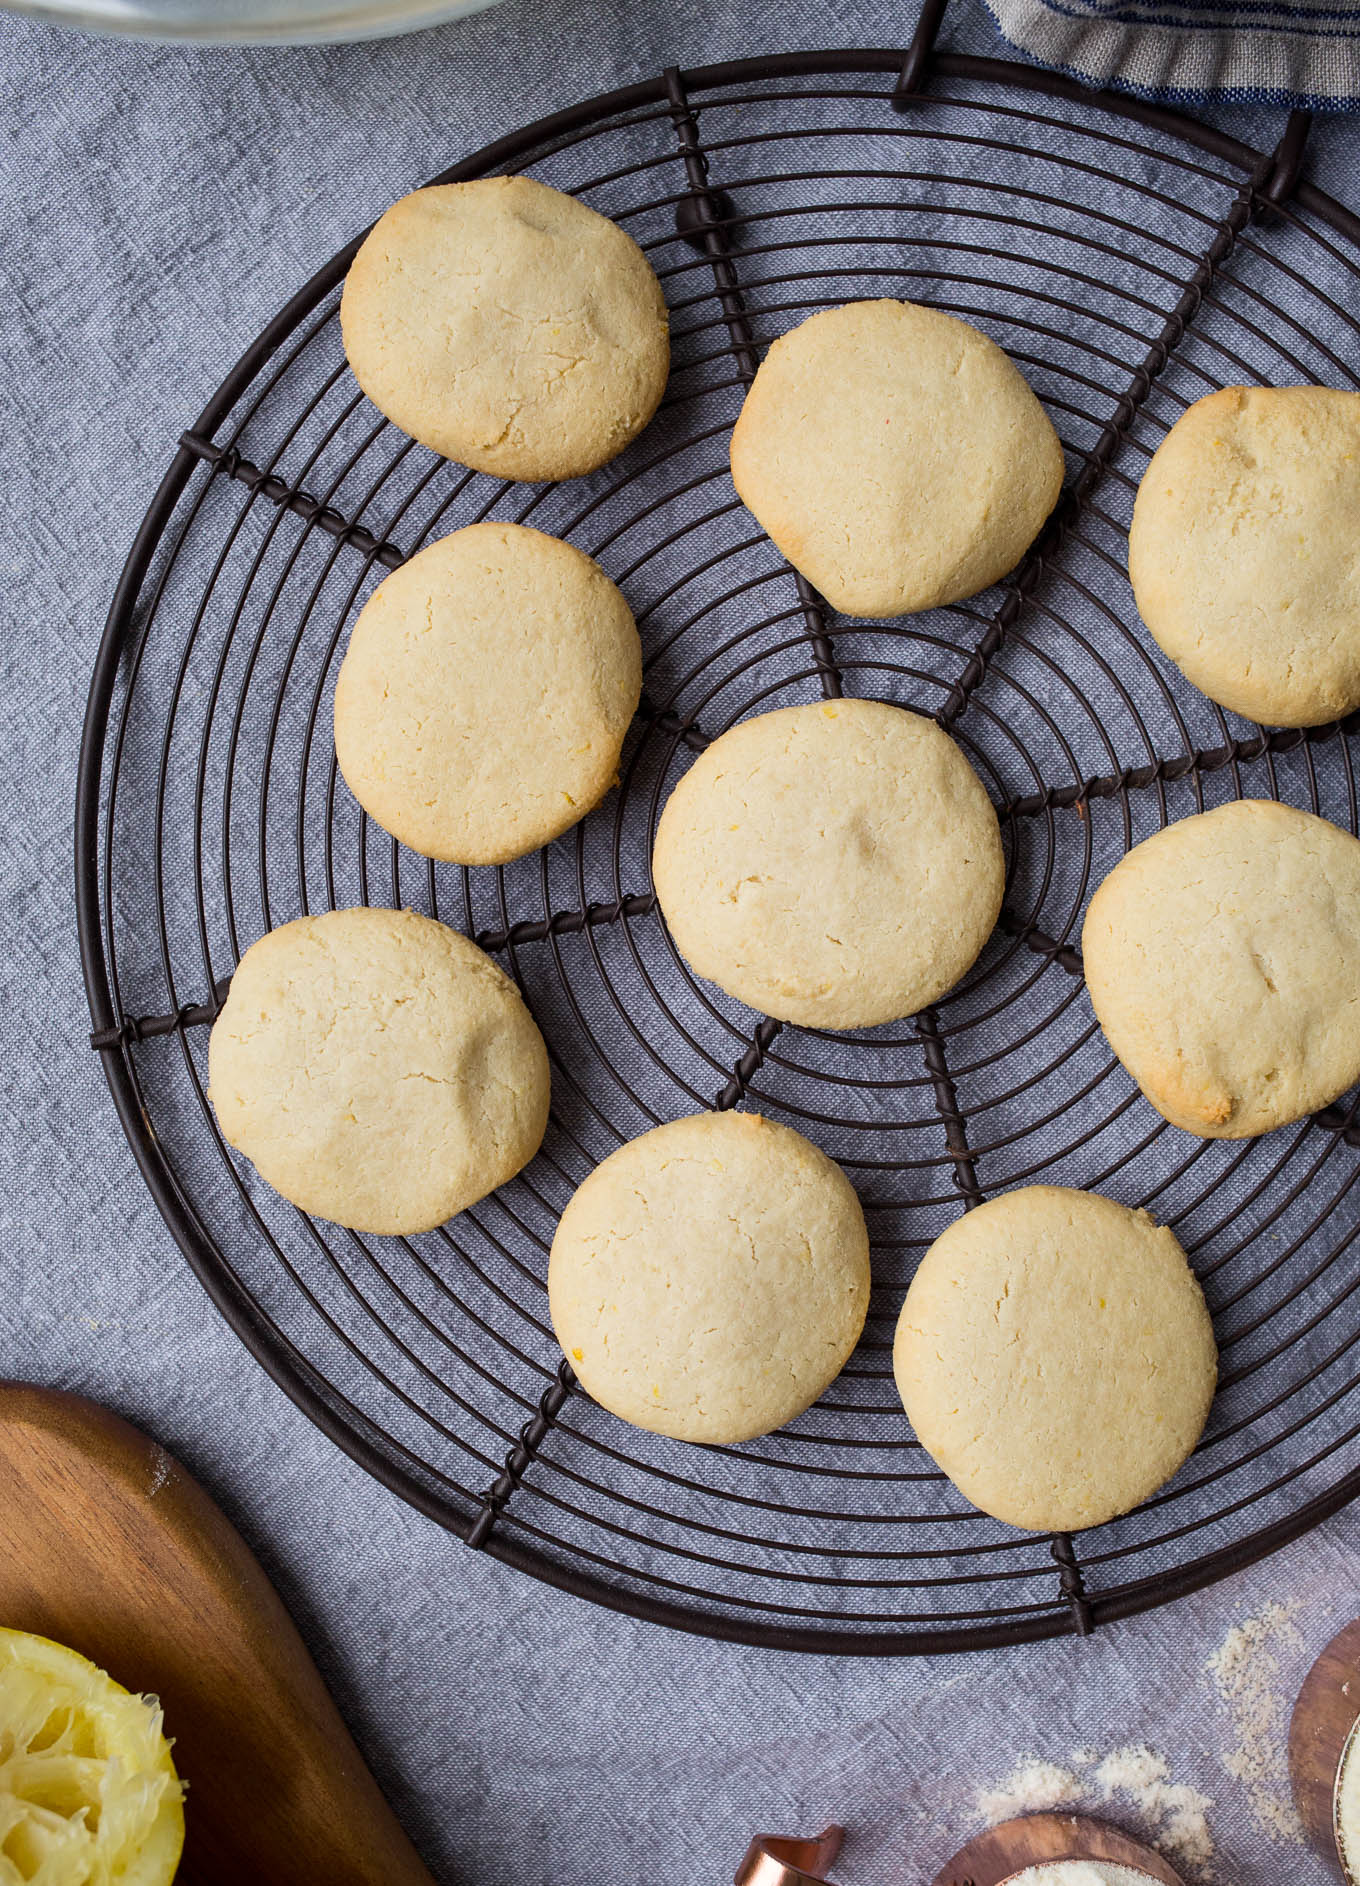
982 0 1360 106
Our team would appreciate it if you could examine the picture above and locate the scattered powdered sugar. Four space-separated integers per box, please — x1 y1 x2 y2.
976 1756 1085 1823
1093 1745 1215 1872
971 1599 1311 1878
144 1444 173 1500
1205 1600 1306 1846
976 1744 1214 1877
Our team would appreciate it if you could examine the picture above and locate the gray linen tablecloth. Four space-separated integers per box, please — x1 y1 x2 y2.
5 3 1360 1881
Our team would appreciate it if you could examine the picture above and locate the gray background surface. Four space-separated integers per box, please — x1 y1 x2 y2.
5 3 1360 1882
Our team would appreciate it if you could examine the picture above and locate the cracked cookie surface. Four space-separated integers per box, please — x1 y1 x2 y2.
894 1185 1216 1532
340 175 669 481
334 522 641 865
651 699 1004 1029
1130 385 1360 727
1083 799 1360 1138
549 1110 870 1444
208 906 549 1235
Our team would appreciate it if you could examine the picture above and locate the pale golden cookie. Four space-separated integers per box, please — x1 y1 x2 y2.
894 1186 1216 1532
729 299 1064 617
1130 386 1360 727
334 523 641 865
208 907 549 1235
549 1111 870 1444
651 699 1004 1029
1083 800 1360 1138
340 176 670 480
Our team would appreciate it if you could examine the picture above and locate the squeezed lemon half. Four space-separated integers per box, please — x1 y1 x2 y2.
0 1629 184 1886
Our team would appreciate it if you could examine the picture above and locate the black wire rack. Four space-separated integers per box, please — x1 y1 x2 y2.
77 8 1360 1654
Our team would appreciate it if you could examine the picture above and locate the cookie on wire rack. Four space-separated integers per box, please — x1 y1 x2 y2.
652 698 1005 1030
208 907 550 1237
333 523 641 866
341 176 670 482
549 1111 870 1445
730 299 1064 617
895 1185 1217 1533
1083 799 1360 1138
1130 386 1360 728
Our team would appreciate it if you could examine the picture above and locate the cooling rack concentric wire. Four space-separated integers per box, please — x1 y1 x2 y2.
77 15 1360 1654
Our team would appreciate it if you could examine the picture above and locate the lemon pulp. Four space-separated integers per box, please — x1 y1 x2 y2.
0 1630 184 1886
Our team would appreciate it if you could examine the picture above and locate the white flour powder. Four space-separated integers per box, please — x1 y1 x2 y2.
976 1757 1085 1822
976 1744 1214 1876
1205 1599 1306 1845
1008 1867 1156 1886
1336 1718 1360 1875
1092 1747 1214 1871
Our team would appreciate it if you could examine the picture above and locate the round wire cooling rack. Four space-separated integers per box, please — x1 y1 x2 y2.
77 25 1360 1655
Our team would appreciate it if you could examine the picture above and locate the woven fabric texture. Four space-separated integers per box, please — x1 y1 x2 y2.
4 3 1360 1884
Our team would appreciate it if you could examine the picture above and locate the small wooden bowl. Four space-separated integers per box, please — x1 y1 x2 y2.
1289 1617 1360 1882
930 1813 1186 1886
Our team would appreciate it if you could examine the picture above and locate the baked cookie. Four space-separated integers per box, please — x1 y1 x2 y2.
340 176 670 480
1083 800 1360 1137
1130 386 1360 727
651 699 1004 1029
334 523 641 865
549 1111 870 1444
894 1186 1216 1532
729 299 1064 617
208 907 549 1235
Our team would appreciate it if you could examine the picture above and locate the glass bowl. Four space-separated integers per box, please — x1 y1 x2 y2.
3 0 498 44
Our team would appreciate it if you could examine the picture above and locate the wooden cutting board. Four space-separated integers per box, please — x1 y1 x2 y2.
0 1381 437 1886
